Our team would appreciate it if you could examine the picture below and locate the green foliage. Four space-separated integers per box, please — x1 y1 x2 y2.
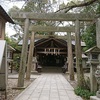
82 24 96 50
74 87 96 100
13 54 20 71
5 35 21 71
5 35 21 51
22 1 38 12
81 3 100 50
22 0 51 13
97 4 100 14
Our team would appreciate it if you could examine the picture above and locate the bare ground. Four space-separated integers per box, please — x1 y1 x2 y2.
63 72 78 88
7 79 34 100
0 78 35 100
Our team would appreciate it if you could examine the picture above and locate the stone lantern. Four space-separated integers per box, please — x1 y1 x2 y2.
85 46 100 63
82 54 88 69
85 46 100 92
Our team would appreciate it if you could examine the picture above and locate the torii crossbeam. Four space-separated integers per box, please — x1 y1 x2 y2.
11 12 95 21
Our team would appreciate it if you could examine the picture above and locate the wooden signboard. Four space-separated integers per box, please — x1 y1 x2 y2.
0 40 7 91
0 20 2 38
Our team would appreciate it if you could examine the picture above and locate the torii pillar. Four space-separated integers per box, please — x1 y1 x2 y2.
67 32 74 80
75 20 85 87
18 18 30 87
26 32 35 80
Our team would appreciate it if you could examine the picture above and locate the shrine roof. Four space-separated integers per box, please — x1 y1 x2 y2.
85 46 100 53
7 45 16 51
18 38 85 47
0 5 14 24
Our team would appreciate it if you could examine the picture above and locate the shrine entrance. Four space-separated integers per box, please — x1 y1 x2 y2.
37 53 67 72
39 54 65 67
34 37 75 72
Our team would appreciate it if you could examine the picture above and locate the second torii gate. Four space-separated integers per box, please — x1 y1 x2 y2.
11 12 95 87
26 25 75 80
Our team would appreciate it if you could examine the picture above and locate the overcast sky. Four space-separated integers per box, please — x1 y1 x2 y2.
1 1 25 11
0 1 25 37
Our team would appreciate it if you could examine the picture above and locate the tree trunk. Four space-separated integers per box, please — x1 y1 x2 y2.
17 19 30 87
26 32 35 80
67 33 74 80
75 20 85 87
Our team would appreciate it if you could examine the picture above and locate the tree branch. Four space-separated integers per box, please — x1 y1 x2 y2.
56 0 98 13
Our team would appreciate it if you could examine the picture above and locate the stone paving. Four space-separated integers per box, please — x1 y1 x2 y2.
14 73 83 100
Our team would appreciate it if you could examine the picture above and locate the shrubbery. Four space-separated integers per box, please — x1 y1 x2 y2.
74 87 96 100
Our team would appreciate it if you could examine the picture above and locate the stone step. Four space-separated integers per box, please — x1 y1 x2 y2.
42 66 62 73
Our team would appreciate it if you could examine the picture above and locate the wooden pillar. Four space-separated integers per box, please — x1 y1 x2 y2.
0 19 6 40
75 20 85 87
26 32 35 80
17 19 30 87
96 18 100 49
67 33 74 80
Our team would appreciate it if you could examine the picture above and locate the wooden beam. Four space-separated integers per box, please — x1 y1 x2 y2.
37 51 67 54
29 25 75 32
11 12 95 21
35 38 52 47
53 38 67 46
16 22 88 28
36 47 67 50
35 35 75 40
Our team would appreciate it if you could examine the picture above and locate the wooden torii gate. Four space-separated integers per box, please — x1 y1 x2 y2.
11 12 95 87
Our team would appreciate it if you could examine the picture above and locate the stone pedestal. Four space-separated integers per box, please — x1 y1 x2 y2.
31 57 38 74
90 96 100 100
90 61 99 92
95 64 100 98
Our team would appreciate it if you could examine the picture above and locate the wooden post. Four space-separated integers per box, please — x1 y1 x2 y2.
96 18 100 49
26 32 35 80
17 19 30 87
75 20 85 87
67 33 74 80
